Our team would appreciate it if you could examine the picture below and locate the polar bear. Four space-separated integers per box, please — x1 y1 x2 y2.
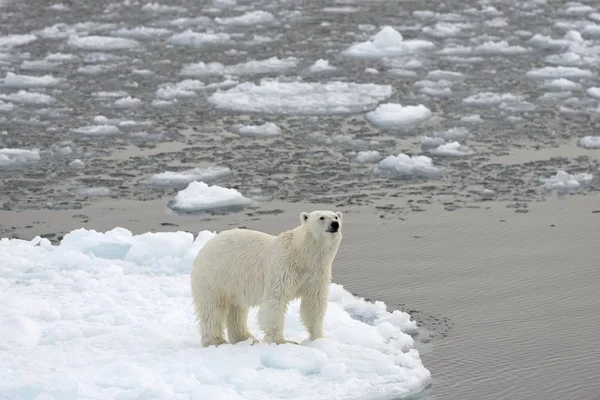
190 210 343 347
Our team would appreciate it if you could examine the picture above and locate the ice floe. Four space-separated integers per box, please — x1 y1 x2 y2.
144 166 232 188
170 181 253 212
235 122 282 137
578 136 600 149
540 170 593 192
375 153 443 178
342 26 434 59
365 103 432 129
0 148 40 167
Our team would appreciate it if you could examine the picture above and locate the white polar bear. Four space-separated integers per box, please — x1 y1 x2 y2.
190 210 343 347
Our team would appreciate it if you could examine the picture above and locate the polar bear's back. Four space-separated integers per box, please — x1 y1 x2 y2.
191 228 275 306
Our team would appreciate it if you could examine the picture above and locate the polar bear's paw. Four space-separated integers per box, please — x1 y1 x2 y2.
263 335 299 345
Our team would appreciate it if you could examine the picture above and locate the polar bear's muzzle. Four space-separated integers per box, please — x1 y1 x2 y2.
327 221 340 233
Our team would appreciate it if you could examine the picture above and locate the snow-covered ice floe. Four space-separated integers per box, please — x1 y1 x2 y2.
540 170 593 193
365 103 432 129
1 72 64 88
144 166 232 188
578 136 600 149
209 79 393 115
427 141 474 157
375 153 443 178
180 57 297 77
0 228 431 399
67 35 140 50
235 122 282 137
170 181 253 212
342 26 434 59
0 148 40 167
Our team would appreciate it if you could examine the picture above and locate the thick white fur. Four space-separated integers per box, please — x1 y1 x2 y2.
191 210 343 347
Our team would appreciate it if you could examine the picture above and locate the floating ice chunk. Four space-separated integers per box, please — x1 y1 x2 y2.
308 59 337 73
356 150 382 163
0 90 56 105
67 35 140 50
114 96 142 108
462 92 522 107
0 34 37 48
578 136 600 149
215 10 276 26
151 99 174 108
309 133 367 148
144 166 231 188
428 141 474 156
540 170 593 192
46 52 78 62
78 187 112 197
540 78 582 91
420 136 445 148
525 66 593 79
168 30 230 47
365 67 378 74
473 40 529 55
74 125 120 136
141 2 187 12
235 122 282 137
431 127 470 140
0 100 13 112
155 80 206 100
209 80 393 115
527 33 577 50
582 24 600 37
170 181 252 212
342 26 435 59
427 70 464 81
0 148 40 167
93 115 120 125
110 27 172 40
69 159 85 169
587 88 600 99
437 45 472 55
365 103 432 129
375 153 442 178
422 22 473 37
563 4 594 15
181 57 298 77
118 120 152 128
460 115 483 123
484 17 508 28
20 60 61 71
49 3 69 11
2 72 63 88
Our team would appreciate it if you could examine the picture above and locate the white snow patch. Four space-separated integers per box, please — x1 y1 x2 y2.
0 91 56 105
365 103 432 129
2 72 63 88
144 166 232 188
375 153 443 178
74 125 121 136
578 136 600 149
342 26 434 59
208 80 393 115
0 148 40 167
0 228 430 400
356 150 382 163
235 122 282 137
215 10 276 26
540 170 593 192
167 30 231 47
170 181 252 212
67 35 140 50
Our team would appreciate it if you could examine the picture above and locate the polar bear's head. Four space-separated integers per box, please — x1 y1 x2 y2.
300 210 343 239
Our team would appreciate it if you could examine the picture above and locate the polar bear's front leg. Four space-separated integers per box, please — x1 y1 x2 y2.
300 285 328 341
258 298 294 344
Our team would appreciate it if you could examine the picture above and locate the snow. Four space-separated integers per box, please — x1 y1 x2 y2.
0 90 56 105
525 66 593 79
2 72 63 88
181 57 298 77
215 11 276 26
428 141 474 156
73 125 121 136
578 136 600 149
144 166 232 188
236 122 282 137
209 80 393 115
540 170 593 192
365 103 432 129
170 181 253 212
67 35 140 50
356 150 382 163
342 26 435 59
0 148 40 167
375 153 443 178
0 227 430 400
168 30 231 47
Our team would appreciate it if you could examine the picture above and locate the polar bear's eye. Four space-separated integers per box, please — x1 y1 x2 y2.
319 216 324 220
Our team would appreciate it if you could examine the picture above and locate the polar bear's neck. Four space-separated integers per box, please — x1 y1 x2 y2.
289 227 341 268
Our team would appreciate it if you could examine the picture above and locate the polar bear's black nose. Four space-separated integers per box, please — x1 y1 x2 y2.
330 221 339 231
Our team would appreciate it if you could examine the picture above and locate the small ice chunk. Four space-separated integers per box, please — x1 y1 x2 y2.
69 159 85 168
155 80 206 100
422 22 473 37
0 148 41 167
141 2 187 13
2 72 63 88
578 136 600 149
114 96 142 108
420 136 445 148
235 122 282 137
308 59 337 73
540 170 593 192
365 103 432 129
67 35 140 50
460 115 482 123
170 181 253 212
587 88 600 99
356 150 382 163
0 34 37 48
342 26 435 59
78 187 112 197
144 166 231 188
428 141 474 156
0 100 14 112
526 66 593 79
426 70 464 81
168 30 231 47
74 125 121 136
462 92 521 106
215 11 276 26
0 90 56 105
209 80 393 115
540 78 582 91
365 67 379 74
473 40 528 55
180 57 297 77
375 153 443 178
110 27 172 40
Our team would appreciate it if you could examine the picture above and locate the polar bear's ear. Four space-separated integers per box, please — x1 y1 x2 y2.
336 211 343 220
301 212 309 224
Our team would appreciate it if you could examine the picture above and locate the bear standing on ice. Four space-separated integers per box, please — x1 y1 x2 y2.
191 210 343 347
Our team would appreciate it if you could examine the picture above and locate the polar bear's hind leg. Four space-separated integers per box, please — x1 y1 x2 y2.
194 291 228 347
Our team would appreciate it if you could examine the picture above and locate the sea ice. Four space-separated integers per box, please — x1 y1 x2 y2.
525 66 593 79
67 35 140 50
181 57 298 77
144 166 232 188
375 153 443 178
208 79 393 115
365 103 432 129
342 26 435 59
2 72 63 88
235 122 282 137
356 150 382 163
110 27 172 40
0 227 430 400
73 125 121 136
170 181 253 212
141 2 187 13
308 59 337 73
462 92 522 107
0 91 56 105
0 148 40 167
69 159 85 169
430 127 470 140
114 96 142 108
586 88 600 99
0 100 14 112
214 10 276 26
422 22 473 37
77 187 112 197
540 78 582 91
0 34 37 48
168 30 231 47
473 40 529 55
578 136 600 149
428 141 474 156
540 170 593 192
